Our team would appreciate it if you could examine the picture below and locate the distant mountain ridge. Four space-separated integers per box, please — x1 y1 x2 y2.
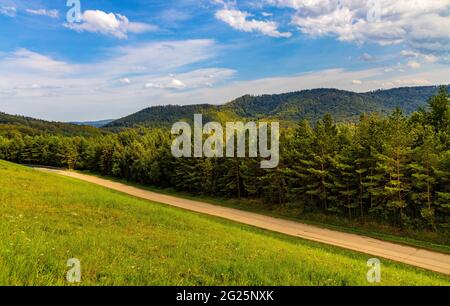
105 85 450 129
70 119 115 128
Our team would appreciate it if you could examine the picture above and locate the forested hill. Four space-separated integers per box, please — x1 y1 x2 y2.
0 112 106 136
105 85 450 129
2 85 448 133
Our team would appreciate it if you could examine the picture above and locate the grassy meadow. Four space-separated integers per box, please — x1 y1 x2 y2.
83 171 450 254
0 160 449 286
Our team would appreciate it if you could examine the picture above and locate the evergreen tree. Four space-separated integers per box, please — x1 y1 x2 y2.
409 125 439 229
376 109 413 226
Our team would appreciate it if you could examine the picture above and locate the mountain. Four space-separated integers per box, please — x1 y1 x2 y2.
0 112 107 137
70 119 115 128
105 85 449 129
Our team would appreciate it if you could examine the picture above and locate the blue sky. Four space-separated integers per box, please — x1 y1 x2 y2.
0 0 449 121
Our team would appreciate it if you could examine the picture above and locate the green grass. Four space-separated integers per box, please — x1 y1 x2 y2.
1 160 449 286
78 170 450 255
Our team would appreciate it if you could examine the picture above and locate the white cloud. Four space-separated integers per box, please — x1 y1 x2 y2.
144 68 235 91
407 60 421 69
0 5 16 17
167 79 187 90
102 40 217 76
0 40 233 119
1 49 74 75
423 54 439 64
0 40 217 82
215 8 292 38
266 0 450 54
359 53 375 62
400 50 420 58
119 78 131 84
26 8 59 18
400 50 440 66
382 79 432 87
145 78 186 90
65 10 157 39
352 80 362 84
144 82 164 89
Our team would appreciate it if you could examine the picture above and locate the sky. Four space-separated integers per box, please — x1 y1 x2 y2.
0 0 449 121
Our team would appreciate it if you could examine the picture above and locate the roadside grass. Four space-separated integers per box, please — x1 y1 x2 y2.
77 170 450 255
1 160 449 286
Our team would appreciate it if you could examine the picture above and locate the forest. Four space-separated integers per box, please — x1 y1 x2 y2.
0 86 449 231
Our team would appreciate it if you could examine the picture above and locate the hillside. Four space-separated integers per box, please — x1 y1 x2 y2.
0 112 106 137
1 160 449 285
105 85 450 129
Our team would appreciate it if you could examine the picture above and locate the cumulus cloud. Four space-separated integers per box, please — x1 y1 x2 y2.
215 8 292 38
400 50 440 66
423 54 439 64
266 0 450 54
26 8 59 18
65 10 157 39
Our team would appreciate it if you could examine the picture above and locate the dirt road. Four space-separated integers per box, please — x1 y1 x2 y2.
36 168 450 275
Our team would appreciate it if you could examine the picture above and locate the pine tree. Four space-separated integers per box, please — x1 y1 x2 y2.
428 86 449 134
241 157 263 198
353 114 387 219
330 127 359 217
434 150 450 229
260 167 287 205
376 109 413 226
409 125 439 229
305 115 338 211
283 120 315 209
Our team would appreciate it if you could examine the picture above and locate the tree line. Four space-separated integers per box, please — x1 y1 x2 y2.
0 87 448 231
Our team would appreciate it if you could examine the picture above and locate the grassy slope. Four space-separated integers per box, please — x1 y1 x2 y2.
78 171 450 255
0 161 449 286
